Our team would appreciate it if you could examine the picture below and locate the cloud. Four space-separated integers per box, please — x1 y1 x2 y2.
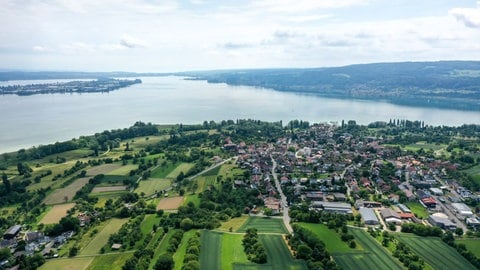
221 42 254 49
33 46 47 52
251 0 370 13
119 34 149 48
449 2 480 28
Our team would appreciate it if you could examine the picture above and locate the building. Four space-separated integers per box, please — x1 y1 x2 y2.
380 208 402 224
25 231 44 243
430 187 443 196
397 204 412 213
428 213 456 230
466 217 480 228
3 225 21 240
359 207 379 225
312 201 352 214
451 203 473 216
420 197 436 208
355 200 382 209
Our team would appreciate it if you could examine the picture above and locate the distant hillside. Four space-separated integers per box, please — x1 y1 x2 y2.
0 71 169 81
180 61 480 111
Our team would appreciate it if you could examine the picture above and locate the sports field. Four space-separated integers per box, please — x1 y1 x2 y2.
397 234 475 270
80 218 128 255
296 223 361 252
86 253 132 270
333 228 403 270
43 177 89 204
237 217 288 234
39 257 94 270
157 196 184 210
134 178 171 196
39 203 76 224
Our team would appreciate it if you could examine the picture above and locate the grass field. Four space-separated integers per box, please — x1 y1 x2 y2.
218 215 249 232
150 229 177 269
237 217 288 234
398 234 475 270
259 234 307 270
39 203 76 224
91 186 127 193
218 163 244 179
80 218 128 255
333 228 403 270
96 175 135 187
91 192 127 208
157 196 184 210
200 231 224 270
173 230 197 270
44 177 90 205
296 223 361 252
202 165 221 176
107 165 138 176
134 178 171 196
464 164 480 185
86 253 133 270
166 163 194 179
405 202 429 219
184 194 200 207
222 233 249 270
150 162 179 178
195 175 217 192
457 238 480 257
404 142 445 151
39 257 94 270
86 164 122 176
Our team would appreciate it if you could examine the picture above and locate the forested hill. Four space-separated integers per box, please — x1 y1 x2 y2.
180 61 480 111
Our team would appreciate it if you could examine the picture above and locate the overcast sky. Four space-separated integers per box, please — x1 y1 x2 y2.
1 0 480 72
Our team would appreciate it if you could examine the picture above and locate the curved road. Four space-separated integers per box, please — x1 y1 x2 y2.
271 156 293 234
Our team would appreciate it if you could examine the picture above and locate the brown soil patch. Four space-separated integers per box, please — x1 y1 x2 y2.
156 196 185 210
40 203 76 224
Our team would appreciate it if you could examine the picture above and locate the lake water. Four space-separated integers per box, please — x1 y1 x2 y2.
0 76 479 153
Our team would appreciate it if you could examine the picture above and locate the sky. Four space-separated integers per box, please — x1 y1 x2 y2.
1 0 480 72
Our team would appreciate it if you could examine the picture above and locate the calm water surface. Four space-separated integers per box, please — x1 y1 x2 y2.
0 76 479 153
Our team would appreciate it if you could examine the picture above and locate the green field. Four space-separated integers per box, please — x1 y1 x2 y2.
135 178 171 196
184 194 200 207
464 164 480 185
80 218 128 255
173 230 197 270
404 142 446 151
87 253 133 270
107 164 139 176
150 229 177 269
297 223 361 252
39 257 94 270
150 162 179 178
237 217 288 234
92 192 126 208
202 165 221 176
333 228 403 270
194 175 217 192
218 215 249 232
457 238 480 257
398 234 475 270
200 230 224 270
405 202 429 219
166 163 194 179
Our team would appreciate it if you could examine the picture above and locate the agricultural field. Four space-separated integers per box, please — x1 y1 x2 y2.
397 234 475 270
80 218 128 255
91 186 127 193
404 142 446 151
157 196 184 210
91 192 127 208
173 230 198 270
457 238 480 257
150 162 179 178
166 163 194 179
126 135 168 148
39 257 94 270
86 253 133 270
95 175 134 187
218 215 249 232
237 217 288 234
333 228 403 270
39 203 76 224
259 234 307 270
86 164 122 176
43 177 90 205
296 223 361 252
150 229 177 268
134 178 171 196
405 202 429 219
107 164 138 176
194 175 218 192
218 163 244 179
221 233 248 270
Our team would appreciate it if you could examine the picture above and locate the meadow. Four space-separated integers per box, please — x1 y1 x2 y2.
405 201 429 219
39 203 76 224
397 234 475 270
166 163 194 179
457 238 480 257
134 178 171 196
43 177 89 204
296 223 361 252
39 257 94 270
80 218 128 255
237 217 288 234
86 253 133 270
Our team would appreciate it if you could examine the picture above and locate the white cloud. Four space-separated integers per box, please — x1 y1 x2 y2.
251 0 370 13
449 3 480 28
33 46 47 52
119 34 149 49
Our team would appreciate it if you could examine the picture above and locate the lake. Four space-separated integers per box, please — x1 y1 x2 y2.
0 76 479 153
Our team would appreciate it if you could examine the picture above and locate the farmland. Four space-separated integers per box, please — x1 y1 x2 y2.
457 238 480 257
218 215 249 232
173 230 198 270
237 217 288 234
86 253 132 270
397 234 475 270
39 257 94 270
134 178 171 196
107 164 138 176
150 162 179 178
86 164 122 176
80 218 128 255
333 228 403 270
156 196 185 210
43 177 90 204
166 163 194 179
296 223 360 252
91 186 127 193
39 203 76 224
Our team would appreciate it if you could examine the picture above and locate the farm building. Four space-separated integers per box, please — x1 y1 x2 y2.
397 204 411 213
359 207 379 225
355 200 382 209
451 203 473 216
312 201 352 214
3 225 21 240
428 213 456 230
380 208 402 224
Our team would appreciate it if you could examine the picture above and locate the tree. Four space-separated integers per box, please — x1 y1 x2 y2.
180 218 194 231
1 173 10 192
0 247 11 261
455 227 464 236
154 254 174 270
69 246 78 257
296 244 312 260
349 240 357 249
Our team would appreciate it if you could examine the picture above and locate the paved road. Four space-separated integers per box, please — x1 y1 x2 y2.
271 156 293 234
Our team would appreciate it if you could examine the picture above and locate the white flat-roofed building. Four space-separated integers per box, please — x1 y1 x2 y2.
451 203 473 216
359 207 379 225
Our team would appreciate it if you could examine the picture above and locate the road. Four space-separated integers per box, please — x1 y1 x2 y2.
271 155 293 234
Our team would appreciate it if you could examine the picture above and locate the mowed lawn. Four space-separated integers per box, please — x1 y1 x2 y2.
134 178 171 196
39 203 76 224
237 217 288 234
405 202 429 219
39 257 94 270
86 253 132 270
397 234 475 270
43 177 90 205
457 238 480 257
166 163 194 179
296 223 361 252
333 228 403 270
80 218 128 255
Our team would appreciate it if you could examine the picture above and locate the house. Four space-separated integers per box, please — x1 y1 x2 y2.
466 217 480 228
264 197 281 215
397 204 411 213
420 197 436 208
305 191 324 201
3 225 21 240
359 207 379 225
380 208 402 224
388 194 399 204
428 213 456 230
430 187 443 196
